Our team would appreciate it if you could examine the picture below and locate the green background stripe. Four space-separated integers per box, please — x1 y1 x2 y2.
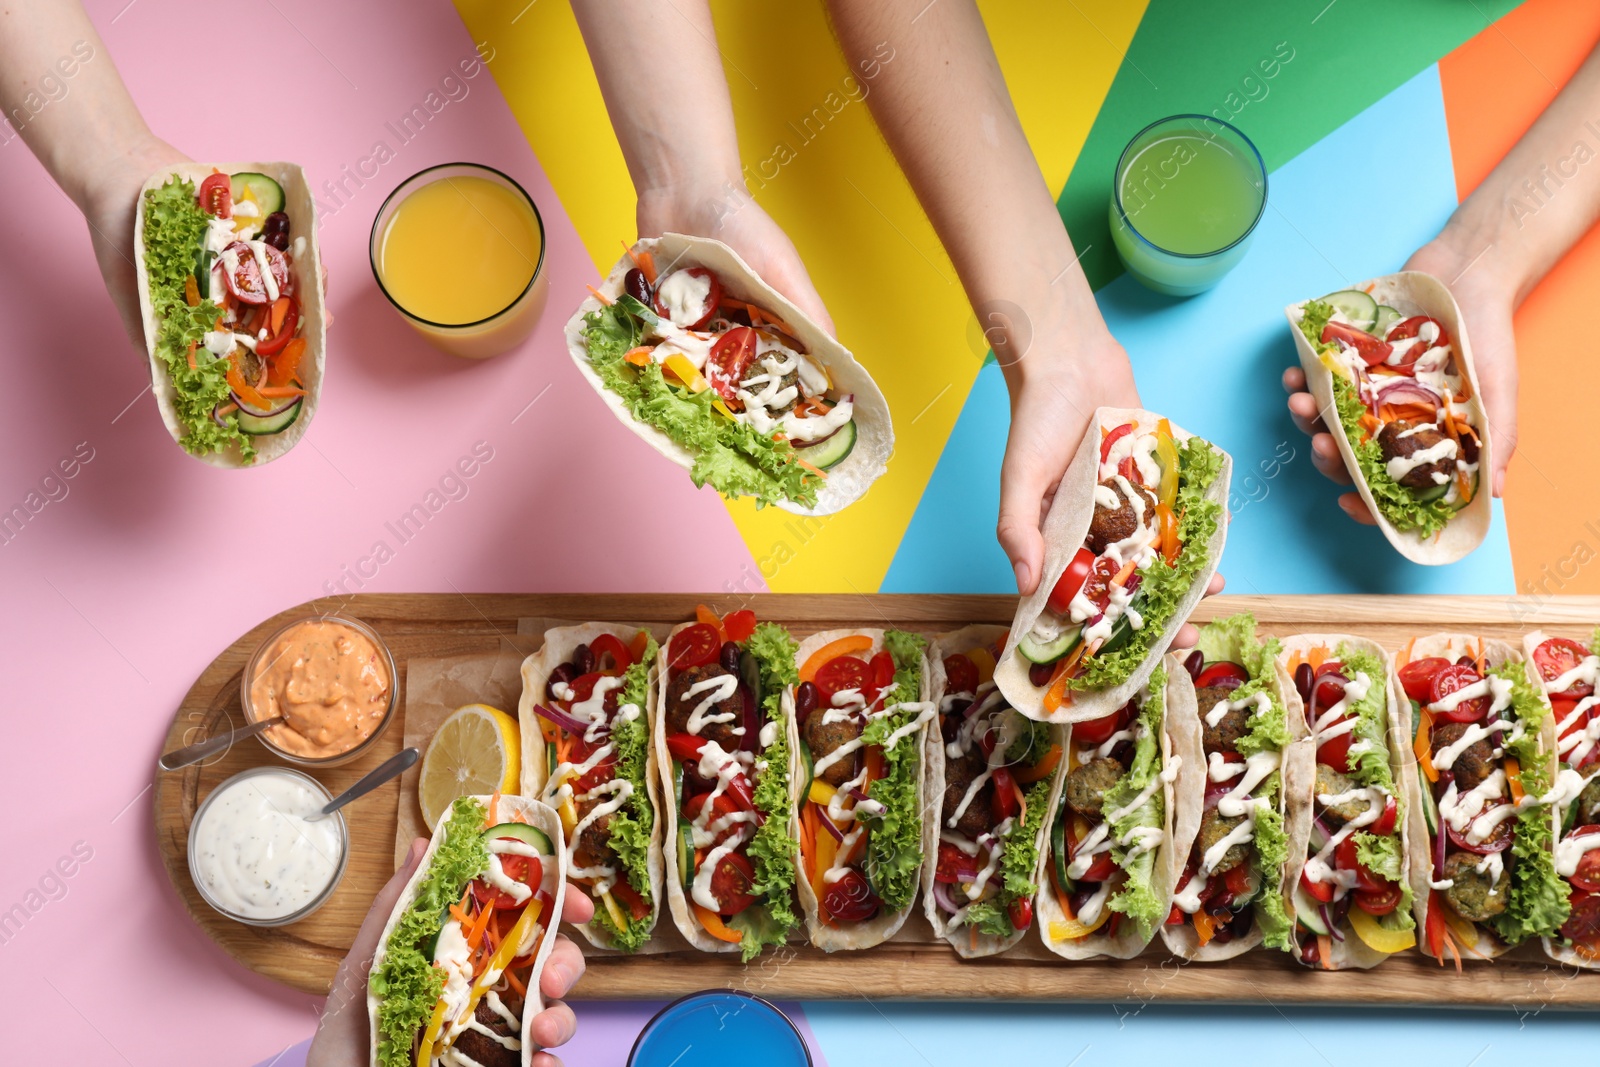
1060 0 1524 290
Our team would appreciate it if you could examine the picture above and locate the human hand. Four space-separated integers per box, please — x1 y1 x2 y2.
76 133 191 349
637 182 835 336
1282 238 1518 523
306 838 596 1067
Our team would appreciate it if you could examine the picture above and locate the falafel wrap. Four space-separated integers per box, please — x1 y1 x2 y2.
653 611 802 959
790 627 937 951
1276 635 1419 969
1286 272 1491 565
925 625 1064 958
1039 653 1204 960
1161 614 1313 962
995 408 1230 725
518 623 665 953
1394 634 1566 964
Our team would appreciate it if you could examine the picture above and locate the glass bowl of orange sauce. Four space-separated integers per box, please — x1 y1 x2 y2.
241 613 397 767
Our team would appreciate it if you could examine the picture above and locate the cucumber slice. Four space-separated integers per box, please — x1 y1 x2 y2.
795 418 857 471
1420 785 1439 836
546 741 558 779
1322 289 1379 332
1412 480 1451 505
678 823 695 891
483 821 555 854
230 172 284 216
1018 626 1081 666
1049 810 1073 896
1373 304 1403 337
1294 882 1330 934
236 399 301 436
797 739 815 802
1098 600 1141 655
614 293 660 326
194 247 215 300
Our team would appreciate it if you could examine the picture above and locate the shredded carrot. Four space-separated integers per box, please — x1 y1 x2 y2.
638 250 656 285
256 386 306 398
795 456 829 479
184 275 200 307
486 792 501 827
970 924 980 952
1042 644 1088 713
467 898 496 951
863 745 885 788
186 341 198 370
1442 927 1464 973
1112 558 1139 585
504 965 527 997
216 402 238 418
1414 707 1438 782
1193 908 1217 946
586 284 614 306
1506 757 1525 801
1318 934 1334 970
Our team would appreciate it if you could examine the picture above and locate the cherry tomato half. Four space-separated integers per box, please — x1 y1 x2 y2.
1386 315 1448 347
1369 794 1399 838
668 623 721 670
610 878 651 921
1429 663 1490 723
1300 867 1335 904
1398 657 1451 704
708 850 757 916
1567 827 1600 894
1046 547 1095 616
869 650 895 699
1334 836 1391 894
943 653 979 695
1444 805 1515 855
471 844 542 909
1355 881 1402 916
254 298 300 357
1195 661 1250 690
1535 637 1594 698
198 172 232 218
1316 731 1354 775
821 868 881 923
706 325 758 402
815 655 871 705
1561 889 1600 942
1078 556 1121 615
1070 698 1136 748
935 842 980 885
1008 896 1034 931
653 266 722 329
221 240 290 305
1321 321 1392 367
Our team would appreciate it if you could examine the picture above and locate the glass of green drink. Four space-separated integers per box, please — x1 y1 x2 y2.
1109 114 1267 296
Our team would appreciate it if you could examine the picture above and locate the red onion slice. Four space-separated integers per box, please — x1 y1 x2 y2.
1373 379 1441 412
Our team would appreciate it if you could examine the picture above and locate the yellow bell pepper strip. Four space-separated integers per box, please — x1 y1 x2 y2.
808 779 838 807
799 635 874 682
661 353 735 417
598 888 627 933
968 646 996 684
694 903 744 944
1049 907 1110 943
1348 904 1417 954
1505 757 1525 802
414 994 452 1067
1154 418 1180 509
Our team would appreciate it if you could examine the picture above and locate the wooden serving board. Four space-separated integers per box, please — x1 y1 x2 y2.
155 592 1600 1006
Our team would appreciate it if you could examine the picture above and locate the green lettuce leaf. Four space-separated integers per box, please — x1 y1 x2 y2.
1296 299 1337 354
961 773 1052 939
371 798 489 1067
1103 662 1168 937
1253 786 1293 950
740 622 801 960
1336 644 1416 926
862 630 930 911
1488 663 1570 944
586 634 658 953
1070 437 1223 693
141 178 256 461
581 304 820 509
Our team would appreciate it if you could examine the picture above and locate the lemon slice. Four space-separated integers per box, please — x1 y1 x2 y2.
418 703 520 831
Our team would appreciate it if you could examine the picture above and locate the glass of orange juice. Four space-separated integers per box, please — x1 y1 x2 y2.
370 163 547 359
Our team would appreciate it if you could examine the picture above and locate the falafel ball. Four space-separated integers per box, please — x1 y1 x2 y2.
1580 770 1600 823
941 748 996 838
1378 419 1455 491
1066 756 1126 818
1431 721 1495 792
450 992 524 1067
1198 685 1250 754
1199 807 1250 875
666 663 746 749
572 799 615 871
1087 478 1157 555
1442 850 1508 922
1314 764 1370 823
804 707 865 787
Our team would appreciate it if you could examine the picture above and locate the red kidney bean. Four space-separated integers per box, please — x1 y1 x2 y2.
1184 650 1204 680
545 663 576 701
1293 663 1314 703
624 267 651 305
1460 429 1480 464
572 643 595 675
1029 661 1055 688
795 681 819 722
719 641 741 672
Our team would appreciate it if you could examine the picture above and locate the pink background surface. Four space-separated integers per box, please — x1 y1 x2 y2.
0 0 761 1062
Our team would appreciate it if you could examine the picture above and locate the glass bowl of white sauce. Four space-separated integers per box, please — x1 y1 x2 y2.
188 766 350 926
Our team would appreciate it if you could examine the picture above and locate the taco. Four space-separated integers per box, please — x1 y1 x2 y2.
564 233 891 514
1039 653 1203 960
790 627 936 950
925 625 1062 957
134 163 325 466
654 607 802 960
1520 631 1600 968
995 407 1230 724
518 624 664 952
368 794 566 1067
1393 634 1566 963
1161 614 1310 961
1285 272 1491 563
1277 635 1418 969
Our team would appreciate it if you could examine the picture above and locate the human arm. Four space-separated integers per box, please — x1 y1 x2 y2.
306 838 595 1067
1285 39 1600 514
569 0 832 332
0 0 187 345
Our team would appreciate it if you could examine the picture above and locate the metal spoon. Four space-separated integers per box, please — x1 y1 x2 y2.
305 747 420 822
158 716 285 771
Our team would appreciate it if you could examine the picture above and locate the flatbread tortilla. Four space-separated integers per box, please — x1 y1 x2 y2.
995 407 1231 724
518 623 666 952
1522 630 1599 971
1284 271 1491 565
367 794 567 1067
1274 634 1420 969
789 628 935 951
1038 654 1204 960
563 233 892 515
